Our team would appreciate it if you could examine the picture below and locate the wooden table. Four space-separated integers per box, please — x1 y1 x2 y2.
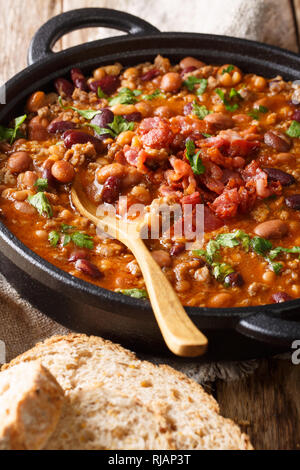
1 0 300 450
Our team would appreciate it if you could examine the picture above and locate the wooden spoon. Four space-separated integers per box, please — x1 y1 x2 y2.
71 180 208 357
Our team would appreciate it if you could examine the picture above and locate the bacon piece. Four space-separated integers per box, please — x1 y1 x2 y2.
139 117 173 149
241 160 271 198
124 146 139 166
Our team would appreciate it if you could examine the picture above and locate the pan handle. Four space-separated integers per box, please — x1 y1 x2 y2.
28 8 160 65
236 311 300 347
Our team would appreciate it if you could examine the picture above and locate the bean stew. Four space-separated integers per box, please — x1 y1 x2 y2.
1 55 300 308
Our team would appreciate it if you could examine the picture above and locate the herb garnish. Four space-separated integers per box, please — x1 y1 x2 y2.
215 88 242 112
86 115 134 138
58 96 101 120
34 178 48 192
185 139 205 175
183 77 208 95
48 224 94 249
0 114 27 144
141 89 166 100
108 88 141 106
221 65 235 75
28 192 53 218
192 101 211 120
248 105 268 120
118 289 148 299
286 120 300 138
97 87 107 99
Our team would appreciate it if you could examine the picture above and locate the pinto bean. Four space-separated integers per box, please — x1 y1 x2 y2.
285 194 300 210
263 167 295 186
26 91 47 112
14 201 36 214
7 152 31 173
75 259 102 278
47 120 76 134
208 293 232 308
204 112 234 130
154 106 173 118
151 250 172 268
160 73 182 93
254 219 288 239
28 116 49 141
54 78 74 97
264 130 291 152
51 160 75 183
179 57 205 69
19 171 38 188
272 292 293 303
97 163 126 184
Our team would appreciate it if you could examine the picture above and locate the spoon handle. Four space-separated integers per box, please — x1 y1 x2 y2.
128 237 208 357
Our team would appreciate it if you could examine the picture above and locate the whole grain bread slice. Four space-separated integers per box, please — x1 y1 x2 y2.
0 361 64 450
2 334 252 450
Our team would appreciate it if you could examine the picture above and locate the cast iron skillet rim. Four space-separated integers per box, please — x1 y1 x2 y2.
1 12 300 323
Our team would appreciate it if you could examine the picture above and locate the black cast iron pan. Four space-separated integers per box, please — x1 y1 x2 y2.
0 8 300 360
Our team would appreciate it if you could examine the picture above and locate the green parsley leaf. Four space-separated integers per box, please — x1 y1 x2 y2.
248 105 268 120
268 246 300 260
141 89 166 100
215 88 239 112
0 114 27 144
71 232 94 250
202 133 212 138
61 223 76 233
221 65 234 75
119 289 148 299
108 115 135 136
28 192 53 218
62 234 71 247
97 87 107 99
192 101 210 120
196 78 208 95
108 88 141 106
250 237 273 256
85 122 114 138
185 139 205 175
212 262 235 283
58 96 101 120
268 261 283 275
183 76 207 94
286 120 300 138
34 178 48 192
48 231 60 247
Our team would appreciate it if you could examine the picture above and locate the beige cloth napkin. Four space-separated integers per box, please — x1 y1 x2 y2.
0 0 294 380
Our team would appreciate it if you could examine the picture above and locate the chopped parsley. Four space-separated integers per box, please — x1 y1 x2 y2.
86 115 134 138
108 88 141 106
248 105 268 120
141 89 166 100
71 232 94 250
0 114 27 144
183 77 208 95
48 224 94 250
215 88 242 112
212 262 234 284
58 96 101 120
286 120 300 138
185 139 205 175
97 87 107 99
192 101 210 120
34 178 48 192
221 65 235 74
119 289 148 299
48 231 60 247
28 192 53 218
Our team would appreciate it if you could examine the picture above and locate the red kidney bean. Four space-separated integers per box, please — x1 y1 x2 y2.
63 130 103 152
264 130 291 152
75 259 102 278
183 102 193 115
91 108 114 129
122 112 142 122
101 176 121 203
42 159 56 185
263 167 295 186
285 194 300 210
54 78 74 97
47 120 76 134
89 76 120 95
224 272 244 287
272 292 293 303
292 109 300 122
70 68 88 92
140 69 160 81
170 243 185 256
180 66 197 77
69 249 90 262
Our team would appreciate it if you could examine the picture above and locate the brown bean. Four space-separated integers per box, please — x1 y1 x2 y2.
285 194 300 210
63 130 103 152
179 57 205 70
160 73 182 93
101 176 121 203
69 249 90 262
208 293 232 308
7 152 31 173
204 112 234 130
70 68 88 92
28 116 49 141
264 130 291 152
151 250 172 268
47 120 76 134
26 91 47 112
14 201 36 214
19 171 38 188
75 259 102 278
54 78 74 97
170 243 185 256
97 163 126 184
254 219 288 239
272 292 293 303
51 160 75 183
154 106 174 118
263 167 295 186
224 272 244 287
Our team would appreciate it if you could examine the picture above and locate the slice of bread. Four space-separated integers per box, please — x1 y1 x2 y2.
2 334 252 450
0 361 64 450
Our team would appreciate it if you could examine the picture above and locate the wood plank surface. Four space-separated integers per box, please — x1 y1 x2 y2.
1 0 300 450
